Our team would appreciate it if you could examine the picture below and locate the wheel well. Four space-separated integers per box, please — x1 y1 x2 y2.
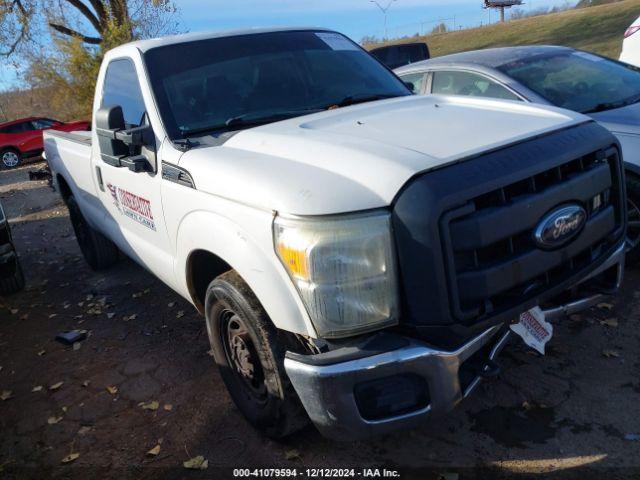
187 249 232 312
56 174 72 202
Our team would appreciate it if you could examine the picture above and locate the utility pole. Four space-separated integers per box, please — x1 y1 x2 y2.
370 0 397 39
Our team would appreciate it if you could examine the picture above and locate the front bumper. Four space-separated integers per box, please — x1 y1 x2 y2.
284 243 625 441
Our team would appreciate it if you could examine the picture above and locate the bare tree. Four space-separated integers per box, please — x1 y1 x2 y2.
0 0 179 57
0 0 180 118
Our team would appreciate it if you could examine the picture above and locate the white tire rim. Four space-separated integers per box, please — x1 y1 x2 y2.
2 151 19 168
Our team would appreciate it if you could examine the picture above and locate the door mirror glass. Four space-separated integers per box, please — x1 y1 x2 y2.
96 105 128 165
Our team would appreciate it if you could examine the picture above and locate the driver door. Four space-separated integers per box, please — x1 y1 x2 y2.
92 58 174 283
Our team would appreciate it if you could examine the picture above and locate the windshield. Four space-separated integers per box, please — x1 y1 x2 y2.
144 30 410 139
498 51 640 114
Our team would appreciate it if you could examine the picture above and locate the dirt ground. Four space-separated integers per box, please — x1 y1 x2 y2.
1 162 639 480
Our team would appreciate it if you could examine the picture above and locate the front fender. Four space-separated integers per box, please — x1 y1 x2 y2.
174 210 317 338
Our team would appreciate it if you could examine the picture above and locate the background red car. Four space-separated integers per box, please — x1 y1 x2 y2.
0 117 90 169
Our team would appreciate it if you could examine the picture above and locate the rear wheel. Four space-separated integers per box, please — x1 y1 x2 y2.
205 270 309 438
67 196 119 270
0 149 21 169
625 174 640 266
0 259 25 295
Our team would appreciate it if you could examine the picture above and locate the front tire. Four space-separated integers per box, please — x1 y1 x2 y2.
0 259 25 295
205 270 309 438
625 174 640 266
67 196 119 270
1 148 21 169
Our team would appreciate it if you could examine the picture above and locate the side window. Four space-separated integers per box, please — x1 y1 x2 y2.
432 71 521 101
400 72 427 94
101 59 147 127
3 122 30 133
32 118 57 129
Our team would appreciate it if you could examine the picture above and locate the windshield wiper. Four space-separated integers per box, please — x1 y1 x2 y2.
582 93 640 114
325 93 401 109
181 109 323 138
224 109 323 128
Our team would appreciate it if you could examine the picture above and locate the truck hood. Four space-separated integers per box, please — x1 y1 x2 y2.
179 95 589 215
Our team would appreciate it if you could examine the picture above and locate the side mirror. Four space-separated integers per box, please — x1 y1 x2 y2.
96 105 128 166
404 81 416 93
95 105 156 173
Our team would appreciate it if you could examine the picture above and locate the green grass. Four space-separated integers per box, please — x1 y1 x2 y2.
371 0 640 59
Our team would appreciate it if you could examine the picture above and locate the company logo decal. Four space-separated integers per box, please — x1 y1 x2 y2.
107 183 156 231
534 204 586 249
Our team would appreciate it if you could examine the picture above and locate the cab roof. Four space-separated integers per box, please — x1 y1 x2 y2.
112 27 334 55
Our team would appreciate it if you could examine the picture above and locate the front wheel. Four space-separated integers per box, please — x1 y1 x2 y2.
205 270 309 438
625 175 640 266
1 149 21 169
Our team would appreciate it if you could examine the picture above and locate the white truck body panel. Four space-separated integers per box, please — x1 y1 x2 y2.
43 28 591 339
620 15 640 68
198 94 584 215
42 28 629 440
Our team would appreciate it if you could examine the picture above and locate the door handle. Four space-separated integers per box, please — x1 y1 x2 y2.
95 166 104 191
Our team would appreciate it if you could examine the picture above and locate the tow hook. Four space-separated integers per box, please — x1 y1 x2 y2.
478 358 501 378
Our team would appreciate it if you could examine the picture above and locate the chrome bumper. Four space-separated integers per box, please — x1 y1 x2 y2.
285 243 625 441
285 326 510 440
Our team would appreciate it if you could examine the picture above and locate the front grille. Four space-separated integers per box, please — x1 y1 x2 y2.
442 148 622 323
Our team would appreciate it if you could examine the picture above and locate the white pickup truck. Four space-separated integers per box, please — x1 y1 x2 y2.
44 28 626 440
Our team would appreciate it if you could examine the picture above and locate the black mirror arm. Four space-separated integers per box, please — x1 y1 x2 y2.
120 154 148 172
114 124 154 147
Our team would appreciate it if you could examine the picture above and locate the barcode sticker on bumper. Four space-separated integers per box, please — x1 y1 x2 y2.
510 306 553 355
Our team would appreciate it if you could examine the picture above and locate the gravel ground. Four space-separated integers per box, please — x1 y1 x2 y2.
1 162 639 480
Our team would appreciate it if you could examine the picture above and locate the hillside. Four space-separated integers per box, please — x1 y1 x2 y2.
373 0 640 59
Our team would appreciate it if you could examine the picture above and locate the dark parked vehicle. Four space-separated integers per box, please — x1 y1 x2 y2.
0 199 25 295
370 42 430 69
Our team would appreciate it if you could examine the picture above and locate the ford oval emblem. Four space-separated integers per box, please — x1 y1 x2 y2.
534 204 587 249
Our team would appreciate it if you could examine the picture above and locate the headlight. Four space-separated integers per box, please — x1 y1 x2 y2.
274 211 399 338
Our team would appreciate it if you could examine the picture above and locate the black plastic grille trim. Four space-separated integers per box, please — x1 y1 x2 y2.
442 149 622 321
391 121 625 347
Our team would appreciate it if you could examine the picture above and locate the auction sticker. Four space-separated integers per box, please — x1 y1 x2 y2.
510 306 553 355
316 32 360 51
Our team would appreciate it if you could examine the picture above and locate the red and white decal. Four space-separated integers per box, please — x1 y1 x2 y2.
106 183 156 231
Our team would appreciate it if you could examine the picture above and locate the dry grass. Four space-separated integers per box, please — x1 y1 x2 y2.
371 0 640 59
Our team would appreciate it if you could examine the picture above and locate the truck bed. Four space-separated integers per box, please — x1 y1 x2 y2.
43 129 99 224
47 129 92 145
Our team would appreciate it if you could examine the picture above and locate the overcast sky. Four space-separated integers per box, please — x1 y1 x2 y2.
0 0 576 90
